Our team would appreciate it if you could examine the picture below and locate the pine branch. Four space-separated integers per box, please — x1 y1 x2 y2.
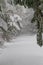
0 26 7 32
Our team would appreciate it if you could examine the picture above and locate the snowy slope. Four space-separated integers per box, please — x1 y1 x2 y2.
0 35 43 65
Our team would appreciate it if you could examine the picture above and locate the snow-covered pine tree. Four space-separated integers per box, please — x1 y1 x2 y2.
14 0 43 46
0 0 23 43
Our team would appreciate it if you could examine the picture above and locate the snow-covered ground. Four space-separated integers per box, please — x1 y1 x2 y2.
0 35 43 65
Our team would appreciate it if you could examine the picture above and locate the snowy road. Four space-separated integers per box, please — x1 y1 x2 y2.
0 35 43 65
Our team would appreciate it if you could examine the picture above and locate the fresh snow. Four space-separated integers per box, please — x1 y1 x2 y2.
0 35 43 65
10 14 23 31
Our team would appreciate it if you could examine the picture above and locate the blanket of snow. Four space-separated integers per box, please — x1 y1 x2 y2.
0 35 43 65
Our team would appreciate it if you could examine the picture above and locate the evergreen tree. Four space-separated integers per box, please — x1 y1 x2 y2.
0 0 22 43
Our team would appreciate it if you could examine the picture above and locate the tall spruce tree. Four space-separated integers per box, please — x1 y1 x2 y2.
0 0 22 42
14 0 43 46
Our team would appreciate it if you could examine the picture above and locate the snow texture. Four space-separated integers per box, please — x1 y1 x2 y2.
9 14 23 30
0 35 43 65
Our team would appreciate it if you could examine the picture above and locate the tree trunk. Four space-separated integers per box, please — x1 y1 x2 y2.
37 21 42 46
